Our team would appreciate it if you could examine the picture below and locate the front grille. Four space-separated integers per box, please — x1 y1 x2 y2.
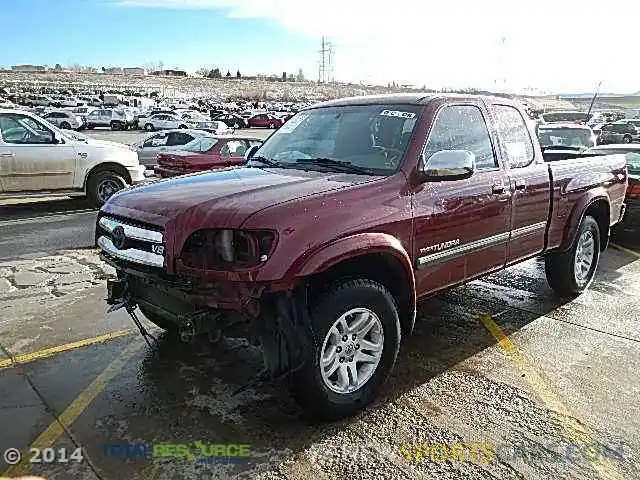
97 215 165 268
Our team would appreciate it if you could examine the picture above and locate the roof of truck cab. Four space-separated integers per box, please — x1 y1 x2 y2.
306 93 519 109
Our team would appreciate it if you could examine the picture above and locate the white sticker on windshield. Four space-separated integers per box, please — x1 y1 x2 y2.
380 110 416 119
278 113 308 133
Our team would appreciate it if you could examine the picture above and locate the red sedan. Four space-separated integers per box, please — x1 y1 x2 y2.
154 136 263 178
247 113 284 129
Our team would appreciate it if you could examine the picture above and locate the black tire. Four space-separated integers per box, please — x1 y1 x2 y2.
290 279 401 421
110 121 121 131
87 170 127 207
235 122 242 129
60 122 71 130
545 215 601 297
178 124 187 129
144 123 154 131
87 124 95 130
623 135 632 144
139 305 178 333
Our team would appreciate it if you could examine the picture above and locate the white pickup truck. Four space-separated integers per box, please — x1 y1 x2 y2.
0 109 145 207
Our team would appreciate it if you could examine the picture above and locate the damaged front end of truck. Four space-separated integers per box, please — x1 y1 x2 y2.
97 213 314 384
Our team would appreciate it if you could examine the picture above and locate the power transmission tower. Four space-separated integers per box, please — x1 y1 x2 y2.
318 36 334 83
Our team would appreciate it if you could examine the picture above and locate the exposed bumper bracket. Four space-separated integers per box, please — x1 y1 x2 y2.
106 278 158 350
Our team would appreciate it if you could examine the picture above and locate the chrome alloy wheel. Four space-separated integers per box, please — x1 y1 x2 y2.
319 307 384 394
574 229 595 285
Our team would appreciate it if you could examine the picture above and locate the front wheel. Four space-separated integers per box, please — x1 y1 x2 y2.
623 135 632 144
110 121 122 131
87 171 127 207
545 215 600 297
60 122 71 130
290 279 401 420
144 123 154 131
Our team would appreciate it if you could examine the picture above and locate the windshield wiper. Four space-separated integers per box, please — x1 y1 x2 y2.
249 156 285 168
294 157 374 174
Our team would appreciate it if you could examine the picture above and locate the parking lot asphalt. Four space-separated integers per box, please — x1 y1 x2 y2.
1 242 639 480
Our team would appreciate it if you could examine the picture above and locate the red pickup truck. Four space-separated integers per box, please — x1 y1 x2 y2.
154 136 264 178
96 94 627 420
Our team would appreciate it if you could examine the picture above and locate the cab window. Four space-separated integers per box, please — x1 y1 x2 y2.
424 104 497 170
0 114 55 144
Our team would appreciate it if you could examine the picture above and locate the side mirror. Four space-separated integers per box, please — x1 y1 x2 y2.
419 150 475 181
245 144 260 160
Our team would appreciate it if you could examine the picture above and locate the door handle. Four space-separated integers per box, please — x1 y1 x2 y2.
492 183 506 194
514 180 526 190
0 152 14 157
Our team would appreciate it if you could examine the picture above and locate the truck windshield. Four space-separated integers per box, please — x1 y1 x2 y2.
538 128 594 149
249 104 421 175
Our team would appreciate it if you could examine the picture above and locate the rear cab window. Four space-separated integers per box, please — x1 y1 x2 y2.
491 104 535 168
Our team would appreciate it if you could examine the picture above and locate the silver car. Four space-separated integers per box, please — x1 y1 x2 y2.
131 129 212 168
85 108 135 130
41 110 85 130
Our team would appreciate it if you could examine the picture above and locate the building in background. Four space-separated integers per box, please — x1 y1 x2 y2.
102 67 124 75
151 69 187 77
11 65 47 72
123 67 147 75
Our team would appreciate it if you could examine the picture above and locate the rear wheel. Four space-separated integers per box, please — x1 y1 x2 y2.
60 121 71 130
178 124 187 129
545 215 600 297
110 121 122 131
144 123 154 131
623 135 632 143
87 170 127 207
290 279 401 420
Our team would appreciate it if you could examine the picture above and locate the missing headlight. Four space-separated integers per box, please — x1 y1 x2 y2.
181 229 276 270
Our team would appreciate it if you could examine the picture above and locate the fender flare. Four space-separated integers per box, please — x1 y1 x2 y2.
290 232 417 335
559 189 610 252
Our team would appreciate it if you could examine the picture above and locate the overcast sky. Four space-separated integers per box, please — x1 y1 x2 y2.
4 0 638 94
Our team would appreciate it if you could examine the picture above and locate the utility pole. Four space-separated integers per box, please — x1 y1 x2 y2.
318 36 334 83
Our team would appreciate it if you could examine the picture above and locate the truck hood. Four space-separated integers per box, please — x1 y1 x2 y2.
102 166 380 228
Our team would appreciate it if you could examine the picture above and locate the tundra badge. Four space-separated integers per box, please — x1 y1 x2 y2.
420 239 460 254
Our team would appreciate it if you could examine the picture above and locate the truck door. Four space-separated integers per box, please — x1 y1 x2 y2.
0 112 76 192
413 102 511 294
489 103 549 264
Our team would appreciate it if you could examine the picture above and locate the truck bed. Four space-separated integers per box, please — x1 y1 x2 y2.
545 153 628 251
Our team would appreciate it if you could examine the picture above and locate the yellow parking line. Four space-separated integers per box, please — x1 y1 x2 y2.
0 330 133 369
478 313 621 480
610 243 640 259
2 339 143 476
